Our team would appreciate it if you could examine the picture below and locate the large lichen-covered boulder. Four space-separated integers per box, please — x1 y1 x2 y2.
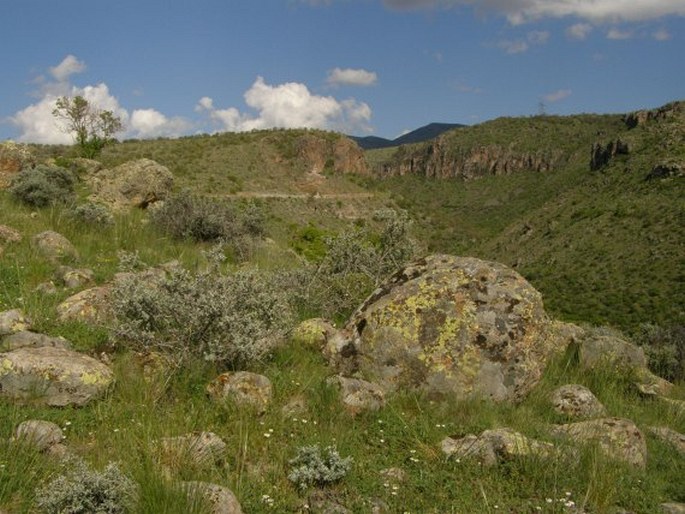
0 309 31 336
87 158 173 210
334 255 562 401
0 346 114 406
56 286 111 324
32 231 79 262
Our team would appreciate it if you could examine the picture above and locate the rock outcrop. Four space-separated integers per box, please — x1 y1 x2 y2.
379 139 559 180
295 134 369 175
646 161 684 180
589 139 630 170
331 255 564 402
0 141 34 188
87 158 173 210
624 101 683 128
56 286 112 324
0 309 31 336
0 346 114 406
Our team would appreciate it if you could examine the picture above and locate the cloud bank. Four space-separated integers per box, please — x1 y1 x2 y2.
381 0 685 24
197 76 372 133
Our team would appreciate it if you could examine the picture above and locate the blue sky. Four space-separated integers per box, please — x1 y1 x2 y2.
1 0 684 143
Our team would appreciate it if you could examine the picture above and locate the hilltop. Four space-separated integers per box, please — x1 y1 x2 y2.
349 122 465 149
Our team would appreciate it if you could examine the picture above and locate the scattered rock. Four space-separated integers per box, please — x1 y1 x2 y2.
56 286 111 324
307 491 353 514
441 428 554 467
379 467 408 483
550 418 647 469
1 331 71 352
334 255 563 402
56 266 95 289
281 395 308 418
660 397 685 413
87 158 174 210
0 224 22 246
646 161 684 180
13 419 64 452
182 481 243 514
160 432 227 468
661 503 685 514
34 281 58 295
648 426 685 457
0 141 34 187
590 139 630 171
292 318 336 349
327 375 385 415
71 158 103 176
32 231 79 262
0 346 114 406
206 371 273 413
578 335 647 371
0 309 31 336
633 367 673 397
550 384 607 419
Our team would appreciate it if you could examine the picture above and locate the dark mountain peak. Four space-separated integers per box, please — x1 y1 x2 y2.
349 122 465 150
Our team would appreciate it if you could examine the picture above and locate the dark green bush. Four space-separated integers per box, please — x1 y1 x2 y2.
9 164 76 207
634 324 685 382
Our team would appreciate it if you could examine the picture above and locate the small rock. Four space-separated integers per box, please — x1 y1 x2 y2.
379 467 407 483
550 418 647 469
308 491 353 514
327 375 385 415
634 368 674 397
13 420 64 451
160 432 227 468
32 230 79 262
206 371 273 414
660 397 685 412
56 286 111 324
0 346 114 407
441 428 555 467
34 281 58 295
550 384 607 419
281 395 308 418
182 481 243 514
1 331 71 352
648 426 685 456
661 503 685 514
0 309 31 336
0 224 22 245
56 266 95 289
292 318 336 349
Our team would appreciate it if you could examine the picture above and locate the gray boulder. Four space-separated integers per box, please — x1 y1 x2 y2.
88 158 173 210
327 375 385 415
0 309 31 336
56 286 111 324
206 371 273 414
56 266 95 289
1 331 71 352
332 255 565 402
441 428 555 467
550 384 607 419
32 231 79 262
160 432 227 467
13 419 64 452
0 346 114 406
183 482 243 514
550 417 647 469
648 426 685 457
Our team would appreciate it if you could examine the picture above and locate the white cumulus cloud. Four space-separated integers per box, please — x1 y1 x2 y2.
543 89 572 103
653 28 672 40
607 27 633 39
327 68 378 87
50 55 86 82
129 109 192 139
198 76 372 133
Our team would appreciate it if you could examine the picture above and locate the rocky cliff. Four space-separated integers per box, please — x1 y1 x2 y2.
295 134 369 175
377 135 562 180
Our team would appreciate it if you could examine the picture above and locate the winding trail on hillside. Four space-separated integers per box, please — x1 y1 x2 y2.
210 192 377 200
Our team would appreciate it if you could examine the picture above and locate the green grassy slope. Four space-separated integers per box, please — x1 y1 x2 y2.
367 104 684 332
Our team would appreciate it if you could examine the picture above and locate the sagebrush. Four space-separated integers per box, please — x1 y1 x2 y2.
287 445 353 492
9 164 75 207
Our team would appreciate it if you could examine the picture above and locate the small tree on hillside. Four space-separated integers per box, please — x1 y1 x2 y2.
52 95 123 158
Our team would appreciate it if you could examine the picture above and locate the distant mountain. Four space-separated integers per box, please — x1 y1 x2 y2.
350 122 465 150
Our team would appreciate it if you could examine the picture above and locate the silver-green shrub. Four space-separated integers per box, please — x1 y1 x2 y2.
9 164 76 207
111 248 292 368
70 202 114 227
287 445 353 492
34 458 137 514
302 208 417 320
